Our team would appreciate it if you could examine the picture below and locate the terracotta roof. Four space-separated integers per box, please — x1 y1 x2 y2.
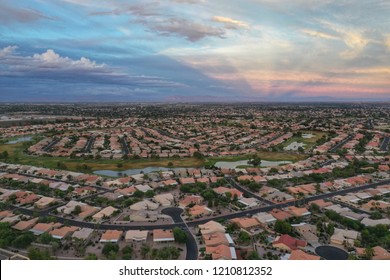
153 229 174 242
100 230 123 242
288 249 320 260
231 217 261 229
12 218 38 231
270 209 292 220
206 244 236 260
273 234 307 251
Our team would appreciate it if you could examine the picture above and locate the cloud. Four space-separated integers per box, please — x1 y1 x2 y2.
90 4 161 17
385 36 390 51
31 49 105 70
0 2 52 24
0 45 18 57
301 29 338 40
0 46 183 88
212 16 249 29
319 21 369 58
139 17 226 42
171 0 204 3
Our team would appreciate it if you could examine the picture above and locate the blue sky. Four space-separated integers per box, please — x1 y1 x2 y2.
0 0 389 102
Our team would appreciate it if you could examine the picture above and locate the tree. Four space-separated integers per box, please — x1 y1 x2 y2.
309 203 320 213
38 232 54 244
12 233 35 248
122 245 133 260
1 151 9 159
246 251 261 260
72 205 82 215
85 253 98 260
173 227 187 243
249 155 261 166
370 211 383 220
102 243 119 259
27 248 51 260
193 151 204 159
274 220 292 234
238 231 251 245
326 223 335 236
364 247 374 260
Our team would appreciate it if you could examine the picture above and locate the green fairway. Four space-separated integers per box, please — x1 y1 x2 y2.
0 138 308 173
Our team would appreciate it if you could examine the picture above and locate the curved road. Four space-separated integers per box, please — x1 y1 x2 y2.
161 207 198 260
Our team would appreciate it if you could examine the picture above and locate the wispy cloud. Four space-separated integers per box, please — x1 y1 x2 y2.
140 17 226 42
212 16 249 29
301 29 338 40
0 2 53 24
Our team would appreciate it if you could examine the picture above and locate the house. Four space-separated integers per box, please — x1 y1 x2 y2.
115 186 137 197
288 249 320 260
230 217 261 231
100 230 123 243
134 184 153 193
30 222 62 235
361 218 390 227
330 228 359 247
130 200 159 211
0 215 21 225
188 205 212 216
270 209 293 221
254 212 277 227
57 201 100 219
361 200 390 212
309 199 333 209
288 206 311 217
12 218 38 231
0 210 14 219
238 197 258 208
72 228 94 241
273 234 307 251
125 230 149 242
179 195 203 208
213 187 243 199
206 244 237 260
162 179 178 186
92 206 118 221
34 196 56 209
153 193 174 207
372 246 390 260
153 229 175 243
356 246 390 260
50 226 79 239
199 221 225 235
180 177 196 185
293 223 318 244
203 232 232 247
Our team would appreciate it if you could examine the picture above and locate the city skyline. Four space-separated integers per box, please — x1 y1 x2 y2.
1 0 390 102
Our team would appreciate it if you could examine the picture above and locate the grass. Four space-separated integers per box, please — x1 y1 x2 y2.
0 138 308 173
281 131 328 150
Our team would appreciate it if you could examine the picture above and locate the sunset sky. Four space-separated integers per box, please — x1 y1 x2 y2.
1 0 390 102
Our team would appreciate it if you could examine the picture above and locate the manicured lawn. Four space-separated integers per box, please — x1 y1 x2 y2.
281 131 328 150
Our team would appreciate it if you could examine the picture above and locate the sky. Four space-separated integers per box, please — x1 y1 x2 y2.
0 0 390 102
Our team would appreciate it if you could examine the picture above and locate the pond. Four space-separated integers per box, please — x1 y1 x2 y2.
315 245 348 260
214 159 292 169
5 136 33 144
94 167 186 177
